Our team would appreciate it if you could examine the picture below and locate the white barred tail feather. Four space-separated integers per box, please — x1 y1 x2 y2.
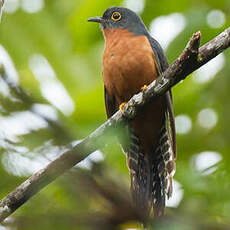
126 131 152 215
126 113 176 218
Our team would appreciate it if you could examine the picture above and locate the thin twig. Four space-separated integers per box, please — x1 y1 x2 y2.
0 0 4 23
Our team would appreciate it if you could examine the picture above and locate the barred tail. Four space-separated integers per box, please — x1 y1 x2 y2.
126 122 176 218
152 124 176 217
126 128 152 217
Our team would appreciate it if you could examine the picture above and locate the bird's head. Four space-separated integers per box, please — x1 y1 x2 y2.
88 7 148 36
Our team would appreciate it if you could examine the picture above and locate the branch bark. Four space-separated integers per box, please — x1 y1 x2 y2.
1 27 230 223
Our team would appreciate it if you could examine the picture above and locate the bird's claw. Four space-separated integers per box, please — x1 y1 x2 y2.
141 85 148 91
119 102 127 113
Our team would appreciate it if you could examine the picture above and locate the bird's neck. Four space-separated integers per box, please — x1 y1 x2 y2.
102 28 135 48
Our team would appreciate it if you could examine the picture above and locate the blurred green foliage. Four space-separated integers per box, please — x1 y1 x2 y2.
0 0 230 229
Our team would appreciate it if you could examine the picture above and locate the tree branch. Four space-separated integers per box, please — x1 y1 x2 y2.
1 27 230 223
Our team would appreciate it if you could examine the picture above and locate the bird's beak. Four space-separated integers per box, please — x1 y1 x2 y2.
87 17 104 23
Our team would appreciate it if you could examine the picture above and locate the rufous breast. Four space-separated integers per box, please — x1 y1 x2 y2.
102 28 159 103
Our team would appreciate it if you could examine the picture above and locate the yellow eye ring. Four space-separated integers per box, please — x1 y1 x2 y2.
111 12 122 21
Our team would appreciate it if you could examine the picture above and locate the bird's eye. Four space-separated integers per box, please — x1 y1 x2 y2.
111 12 122 21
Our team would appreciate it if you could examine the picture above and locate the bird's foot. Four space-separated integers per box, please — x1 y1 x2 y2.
119 102 127 113
141 85 148 91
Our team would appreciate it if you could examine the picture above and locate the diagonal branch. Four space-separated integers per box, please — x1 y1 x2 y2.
0 27 230 223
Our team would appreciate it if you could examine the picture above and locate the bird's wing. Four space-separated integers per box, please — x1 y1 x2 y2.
104 86 130 153
104 86 118 119
148 36 177 158
148 37 169 72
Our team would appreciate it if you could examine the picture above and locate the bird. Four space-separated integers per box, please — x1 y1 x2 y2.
88 7 176 218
